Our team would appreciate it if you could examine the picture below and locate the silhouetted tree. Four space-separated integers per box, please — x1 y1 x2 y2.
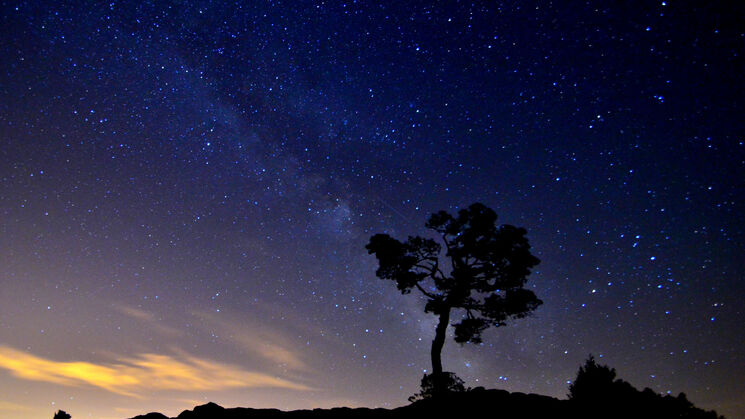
366 203 542 395
568 355 725 419
53 410 71 419
568 355 617 400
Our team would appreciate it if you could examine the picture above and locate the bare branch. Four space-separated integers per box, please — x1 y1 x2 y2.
415 283 437 299
442 233 458 272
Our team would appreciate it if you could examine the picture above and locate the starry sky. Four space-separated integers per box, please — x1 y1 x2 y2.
1 1 744 418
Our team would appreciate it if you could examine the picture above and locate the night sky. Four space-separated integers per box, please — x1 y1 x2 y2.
1 1 744 418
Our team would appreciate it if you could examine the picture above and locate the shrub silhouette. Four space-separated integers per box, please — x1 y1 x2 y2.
408 371 467 402
366 203 541 396
568 355 724 419
568 354 618 400
53 411 71 419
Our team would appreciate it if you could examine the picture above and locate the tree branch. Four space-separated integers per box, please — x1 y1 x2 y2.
427 257 448 283
415 283 437 299
442 233 457 272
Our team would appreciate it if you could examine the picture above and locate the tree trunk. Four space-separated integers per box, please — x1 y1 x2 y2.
430 308 451 381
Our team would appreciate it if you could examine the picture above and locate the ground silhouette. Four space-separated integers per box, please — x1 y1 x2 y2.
51 357 722 419
119 385 722 419
366 203 542 394
126 356 722 418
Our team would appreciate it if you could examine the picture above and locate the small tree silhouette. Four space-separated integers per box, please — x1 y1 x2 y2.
366 203 542 396
53 410 71 419
568 355 724 418
568 355 617 400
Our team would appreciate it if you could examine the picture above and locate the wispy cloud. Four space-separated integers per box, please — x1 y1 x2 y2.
113 304 312 373
0 400 31 411
0 346 310 397
196 310 312 372
113 304 183 338
231 333 309 372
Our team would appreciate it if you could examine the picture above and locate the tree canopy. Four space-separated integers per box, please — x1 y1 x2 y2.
366 202 542 394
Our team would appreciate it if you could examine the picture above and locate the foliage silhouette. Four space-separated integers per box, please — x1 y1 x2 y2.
568 354 618 400
407 371 467 402
53 411 71 419
366 202 542 395
568 355 724 419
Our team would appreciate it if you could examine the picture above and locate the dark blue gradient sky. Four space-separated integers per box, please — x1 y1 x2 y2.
1 1 743 418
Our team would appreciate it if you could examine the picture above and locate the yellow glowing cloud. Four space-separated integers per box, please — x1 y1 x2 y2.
0 346 310 397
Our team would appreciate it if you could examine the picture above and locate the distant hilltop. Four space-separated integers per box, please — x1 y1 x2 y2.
126 387 723 419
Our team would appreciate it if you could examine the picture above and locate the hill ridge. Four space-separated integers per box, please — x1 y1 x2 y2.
127 387 723 419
